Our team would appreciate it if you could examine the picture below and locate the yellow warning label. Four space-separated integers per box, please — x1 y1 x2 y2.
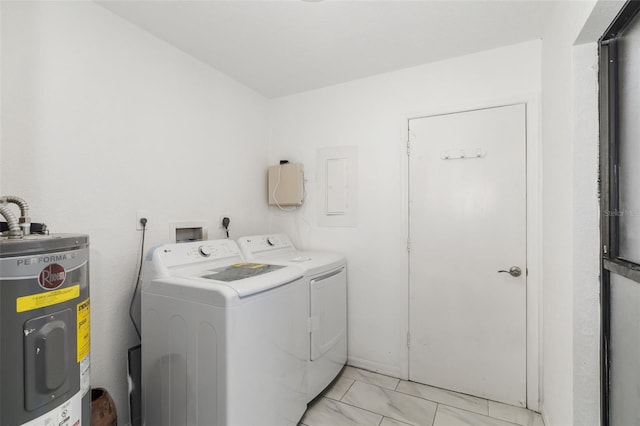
232 263 267 269
16 284 80 313
77 298 90 362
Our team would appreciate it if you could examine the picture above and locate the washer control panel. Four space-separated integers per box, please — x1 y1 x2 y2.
155 239 242 267
198 246 212 257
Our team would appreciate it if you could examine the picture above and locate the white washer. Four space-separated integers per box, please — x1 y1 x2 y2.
237 234 347 402
141 239 308 426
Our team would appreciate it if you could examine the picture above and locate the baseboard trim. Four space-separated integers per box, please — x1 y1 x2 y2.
346 356 404 380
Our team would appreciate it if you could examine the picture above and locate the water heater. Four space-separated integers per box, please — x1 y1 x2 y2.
0 234 91 425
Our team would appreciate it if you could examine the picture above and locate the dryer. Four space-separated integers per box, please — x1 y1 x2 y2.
141 239 308 426
237 234 347 402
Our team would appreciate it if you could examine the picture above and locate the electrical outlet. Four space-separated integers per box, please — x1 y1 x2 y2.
136 210 149 231
219 215 230 229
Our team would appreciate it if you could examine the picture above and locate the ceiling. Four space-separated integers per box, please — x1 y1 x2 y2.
97 1 556 98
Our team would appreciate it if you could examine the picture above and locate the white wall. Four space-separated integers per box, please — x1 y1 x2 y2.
0 1 269 423
539 1 598 425
572 41 601 426
567 2 625 425
2 2 624 425
268 41 541 379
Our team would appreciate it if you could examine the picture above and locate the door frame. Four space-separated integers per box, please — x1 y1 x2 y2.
599 3 640 423
399 93 541 411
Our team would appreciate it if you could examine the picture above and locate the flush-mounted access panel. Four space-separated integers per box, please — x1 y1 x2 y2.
326 158 349 215
317 146 357 227
170 221 208 243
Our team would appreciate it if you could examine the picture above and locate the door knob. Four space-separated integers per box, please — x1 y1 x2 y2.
498 266 522 277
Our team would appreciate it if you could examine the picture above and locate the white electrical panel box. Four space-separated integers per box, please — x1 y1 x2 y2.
268 163 304 207
326 158 349 214
317 146 357 227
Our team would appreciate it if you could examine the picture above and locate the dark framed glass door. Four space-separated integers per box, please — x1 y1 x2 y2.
600 2 640 425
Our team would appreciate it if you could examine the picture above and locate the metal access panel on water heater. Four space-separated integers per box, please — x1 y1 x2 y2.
0 234 91 425
23 309 72 411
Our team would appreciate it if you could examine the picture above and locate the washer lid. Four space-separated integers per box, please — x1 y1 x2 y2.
197 263 303 297
202 262 285 282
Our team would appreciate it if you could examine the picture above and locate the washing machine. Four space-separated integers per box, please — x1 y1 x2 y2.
237 234 347 402
141 238 308 426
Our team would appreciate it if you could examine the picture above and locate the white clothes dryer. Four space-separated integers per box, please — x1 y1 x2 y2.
141 239 308 426
237 234 347 402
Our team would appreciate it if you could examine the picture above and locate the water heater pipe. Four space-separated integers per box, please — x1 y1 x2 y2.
0 204 22 239
0 195 31 236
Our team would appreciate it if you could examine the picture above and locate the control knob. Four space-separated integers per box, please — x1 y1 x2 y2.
199 246 212 257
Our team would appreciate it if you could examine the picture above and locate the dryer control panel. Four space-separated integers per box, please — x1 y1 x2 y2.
237 234 295 257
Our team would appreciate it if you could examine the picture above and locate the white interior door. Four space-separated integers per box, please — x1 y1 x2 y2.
408 104 527 407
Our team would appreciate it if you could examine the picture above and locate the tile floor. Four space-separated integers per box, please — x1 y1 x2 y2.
300 366 545 426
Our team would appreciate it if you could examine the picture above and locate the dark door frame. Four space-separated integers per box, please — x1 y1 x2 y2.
599 1 640 424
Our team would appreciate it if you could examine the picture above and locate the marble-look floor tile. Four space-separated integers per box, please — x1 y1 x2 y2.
323 375 355 401
434 405 519 426
380 417 413 426
341 366 400 390
396 380 489 415
342 381 437 425
301 397 382 426
488 401 544 426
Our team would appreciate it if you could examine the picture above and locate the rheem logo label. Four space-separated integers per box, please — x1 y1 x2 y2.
38 264 66 290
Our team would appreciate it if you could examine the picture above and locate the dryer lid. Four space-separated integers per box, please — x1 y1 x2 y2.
254 251 346 276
